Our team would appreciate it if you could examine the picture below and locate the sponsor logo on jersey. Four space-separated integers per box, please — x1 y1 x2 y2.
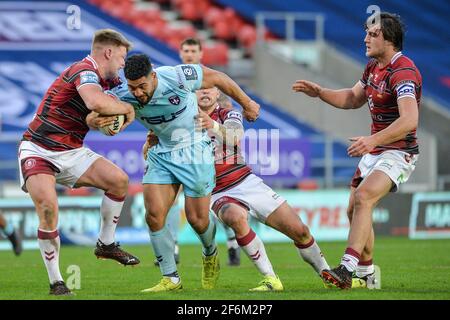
79 70 99 85
140 105 187 125
226 111 243 122
397 82 415 98
181 66 198 80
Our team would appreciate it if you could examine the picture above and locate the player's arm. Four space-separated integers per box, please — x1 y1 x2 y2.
78 85 135 129
292 80 366 109
372 97 418 145
142 130 159 160
200 66 259 122
347 97 418 157
85 111 117 129
196 108 244 146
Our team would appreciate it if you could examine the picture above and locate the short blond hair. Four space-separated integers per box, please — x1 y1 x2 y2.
92 29 132 52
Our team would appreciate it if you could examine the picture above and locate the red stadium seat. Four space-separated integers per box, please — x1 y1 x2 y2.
213 21 234 41
135 20 167 40
122 8 163 25
204 6 223 28
202 41 229 66
171 0 185 9
229 16 245 35
180 2 202 21
223 7 237 21
237 24 257 49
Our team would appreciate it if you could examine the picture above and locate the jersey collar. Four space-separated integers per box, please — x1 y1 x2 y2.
390 51 403 65
85 55 99 69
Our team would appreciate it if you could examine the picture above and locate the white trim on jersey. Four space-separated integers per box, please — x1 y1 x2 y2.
397 94 416 101
76 82 102 91
358 80 366 89
86 55 99 69
391 51 403 64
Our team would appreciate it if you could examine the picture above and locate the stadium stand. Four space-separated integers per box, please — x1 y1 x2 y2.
214 0 450 110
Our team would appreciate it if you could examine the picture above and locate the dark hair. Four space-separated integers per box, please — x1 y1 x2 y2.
124 54 152 80
180 38 202 50
365 12 405 51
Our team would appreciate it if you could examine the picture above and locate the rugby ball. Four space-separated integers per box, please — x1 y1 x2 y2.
98 114 125 136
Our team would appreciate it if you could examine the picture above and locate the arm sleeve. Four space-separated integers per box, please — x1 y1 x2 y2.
389 68 419 101
74 69 101 91
222 109 244 128
359 60 375 89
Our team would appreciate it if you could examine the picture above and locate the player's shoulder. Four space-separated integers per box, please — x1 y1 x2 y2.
69 58 98 75
365 58 378 71
155 65 174 74
176 64 202 81
391 53 417 71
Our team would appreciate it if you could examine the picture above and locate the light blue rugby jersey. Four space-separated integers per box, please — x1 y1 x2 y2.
113 64 209 153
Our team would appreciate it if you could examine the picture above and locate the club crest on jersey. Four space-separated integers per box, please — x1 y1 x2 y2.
377 81 386 97
24 158 36 169
169 95 181 105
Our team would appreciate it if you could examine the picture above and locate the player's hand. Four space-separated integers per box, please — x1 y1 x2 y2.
142 131 159 160
196 108 214 129
347 136 377 157
121 103 135 131
86 112 116 129
292 80 322 97
243 100 260 122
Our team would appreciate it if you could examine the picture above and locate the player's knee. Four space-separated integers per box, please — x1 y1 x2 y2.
145 211 164 230
220 205 246 230
115 170 129 194
106 169 128 196
295 223 311 243
186 214 208 233
354 188 376 208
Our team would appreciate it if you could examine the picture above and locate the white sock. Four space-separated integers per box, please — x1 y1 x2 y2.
341 247 361 272
356 260 375 277
227 238 239 250
237 229 275 277
295 237 330 274
99 193 125 245
38 229 63 284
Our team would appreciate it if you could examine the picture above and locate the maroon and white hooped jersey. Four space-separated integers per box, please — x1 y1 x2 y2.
360 51 422 155
22 55 119 151
208 105 252 194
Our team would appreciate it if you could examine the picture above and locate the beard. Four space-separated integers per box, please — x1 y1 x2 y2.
137 94 151 105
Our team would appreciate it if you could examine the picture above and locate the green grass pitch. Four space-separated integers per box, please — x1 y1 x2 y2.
1 237 449 300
